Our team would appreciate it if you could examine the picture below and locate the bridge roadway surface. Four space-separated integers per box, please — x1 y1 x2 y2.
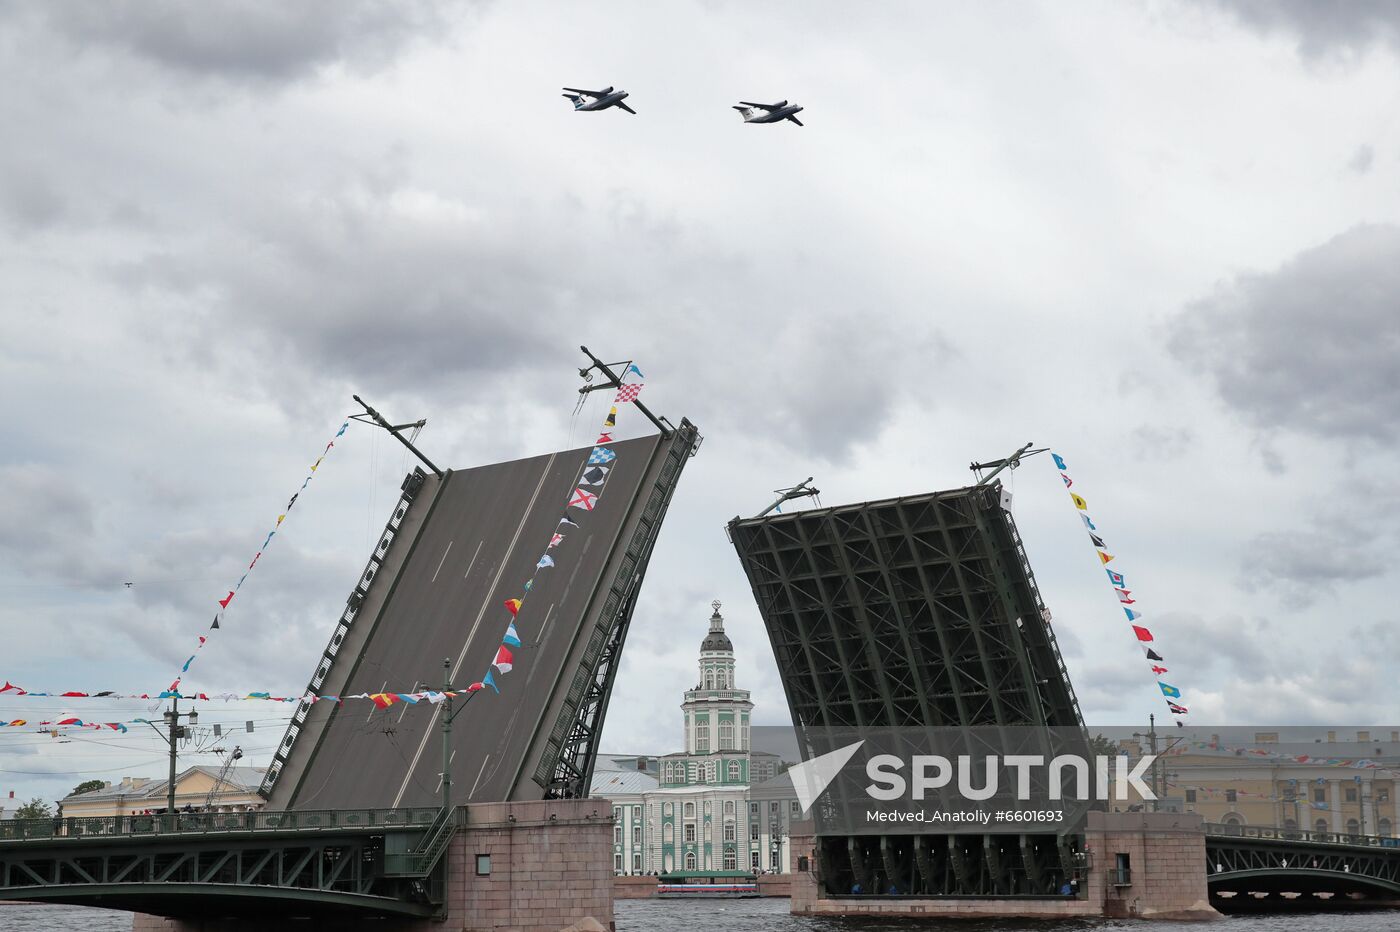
283 433 663 810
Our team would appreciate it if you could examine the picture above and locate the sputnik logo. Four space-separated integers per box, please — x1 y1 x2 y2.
788 740 866 814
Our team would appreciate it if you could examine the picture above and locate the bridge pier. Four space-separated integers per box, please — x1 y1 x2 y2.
131 799 613 932
789 812 1219 921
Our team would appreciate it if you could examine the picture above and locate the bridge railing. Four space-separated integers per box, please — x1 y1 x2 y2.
0 806 441 843
1204 821 1400 850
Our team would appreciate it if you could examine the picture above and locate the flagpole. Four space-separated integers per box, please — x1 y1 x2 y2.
577 346 670 435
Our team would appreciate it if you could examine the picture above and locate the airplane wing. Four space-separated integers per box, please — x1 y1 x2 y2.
562 87 603 97
616 101 637 115
738 101 776 110
787 114 804 126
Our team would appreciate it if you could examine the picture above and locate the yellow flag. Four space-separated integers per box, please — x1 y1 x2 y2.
1098 550 1115 565
1071 493 1088 510
276 514 285 527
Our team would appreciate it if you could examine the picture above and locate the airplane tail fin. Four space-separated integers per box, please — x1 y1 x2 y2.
733 106 752 120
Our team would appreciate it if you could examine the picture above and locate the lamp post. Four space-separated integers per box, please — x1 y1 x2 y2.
147 697 198 816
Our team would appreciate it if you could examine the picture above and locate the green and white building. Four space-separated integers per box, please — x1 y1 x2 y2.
592 602 799 875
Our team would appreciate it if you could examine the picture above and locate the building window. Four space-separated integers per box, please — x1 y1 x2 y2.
1380 789 1390 803
475 854 491 876
725 800 734 816
770 801 779 814
684 802 695 819
720 721 734 749
633 852 642 871
685 851 697 870
1314 788 1326 803
684 823 696 843
750 822 759 841
770 849 780 870
724 852 737 870
728 760 741 781
614 853 623 871
615 824 623 843
751 851 760 870
1346 787 1358 803
724 821 736 842
1185 789 1197 803
664 802 673 817
1225 790 1237 803
1380 818 1392 837
790 800 800 815
750 802 759 815
633 825 641 845
663 823 673 843
696 724 709 753
1347 818 1361 836
718 671 728 688
1316 819 1329 834
705 671 714 689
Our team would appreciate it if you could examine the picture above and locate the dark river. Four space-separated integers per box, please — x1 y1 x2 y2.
5 900 1400 930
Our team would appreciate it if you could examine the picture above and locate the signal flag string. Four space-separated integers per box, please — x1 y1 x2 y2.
165 420 349 695
1051 451 1190 722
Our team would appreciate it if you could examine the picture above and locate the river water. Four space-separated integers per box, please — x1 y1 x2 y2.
4 900 1400 930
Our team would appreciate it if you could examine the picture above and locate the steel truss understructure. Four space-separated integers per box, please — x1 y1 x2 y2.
0 814 444 918
1206 823 1400 901
535 419 702 798
729 482 1091 896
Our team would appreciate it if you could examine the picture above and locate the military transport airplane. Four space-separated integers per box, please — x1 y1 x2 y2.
733 100 804 126
562 86 636 114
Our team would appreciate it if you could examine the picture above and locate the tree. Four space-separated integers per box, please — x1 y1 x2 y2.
14 798 52 820
70 779 106 797
1089 733 1122 758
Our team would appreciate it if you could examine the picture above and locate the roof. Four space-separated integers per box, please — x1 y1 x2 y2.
62 765 267 803
589 769 659 796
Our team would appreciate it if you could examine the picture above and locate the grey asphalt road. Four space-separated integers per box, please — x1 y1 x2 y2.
284 433 662 810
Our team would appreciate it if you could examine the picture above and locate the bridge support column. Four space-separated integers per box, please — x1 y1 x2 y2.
1085 811 1219 921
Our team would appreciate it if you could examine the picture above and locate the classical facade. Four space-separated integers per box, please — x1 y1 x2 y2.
592 602 797 875
1114 730 1400 837
60 766 268 818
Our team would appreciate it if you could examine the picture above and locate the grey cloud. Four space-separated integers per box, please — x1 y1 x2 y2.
1169 224 1400 443
1198 0 1400 59
0 167 68 233
113 178 953 463
1349 144 1375 174
1244 523 1389 608
23 1 474 85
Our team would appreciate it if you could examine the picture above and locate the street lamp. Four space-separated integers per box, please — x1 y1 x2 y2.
148 698 199 816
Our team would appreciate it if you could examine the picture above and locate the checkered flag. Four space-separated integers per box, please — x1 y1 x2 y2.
615 383 643 403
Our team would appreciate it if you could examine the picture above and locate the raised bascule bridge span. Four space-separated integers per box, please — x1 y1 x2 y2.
728 480 1400 915
0 352 702 925
264 419 700 809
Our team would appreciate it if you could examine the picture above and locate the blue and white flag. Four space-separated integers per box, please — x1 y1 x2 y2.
537 555 555 569
588 447 616 465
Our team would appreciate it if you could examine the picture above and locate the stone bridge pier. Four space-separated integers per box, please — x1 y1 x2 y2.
132 799 614 932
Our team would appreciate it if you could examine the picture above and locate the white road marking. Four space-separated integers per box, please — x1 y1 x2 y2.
365 680 387 723
463 540 484 578
390 455 558 808
397 681 420 723
469 754 491 799
431 541 454 583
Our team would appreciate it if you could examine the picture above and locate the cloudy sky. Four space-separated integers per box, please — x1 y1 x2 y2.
2 0 1399 807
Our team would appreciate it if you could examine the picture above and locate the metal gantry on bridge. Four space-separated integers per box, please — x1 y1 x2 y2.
0 807 458 919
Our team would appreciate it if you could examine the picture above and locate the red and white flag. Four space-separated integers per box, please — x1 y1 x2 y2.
615 383 643 403
549 533 564 548
1115 588 1135 604
569 488 597 511
493 645 514 674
